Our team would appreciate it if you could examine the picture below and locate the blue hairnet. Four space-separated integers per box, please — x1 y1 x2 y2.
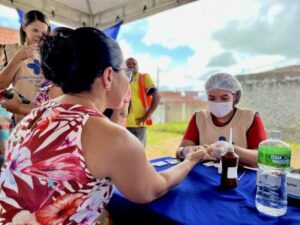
205 73 242 104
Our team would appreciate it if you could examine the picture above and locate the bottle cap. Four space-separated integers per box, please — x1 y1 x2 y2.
227 144 234 152
269 130 281 139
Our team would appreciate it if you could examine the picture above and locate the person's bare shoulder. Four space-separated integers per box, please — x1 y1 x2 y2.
81 115 140 178
84 115 129 147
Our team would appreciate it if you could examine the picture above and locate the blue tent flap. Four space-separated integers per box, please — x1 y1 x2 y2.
104 20 123 40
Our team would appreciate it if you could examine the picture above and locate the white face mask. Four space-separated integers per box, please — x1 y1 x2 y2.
208 101 233 118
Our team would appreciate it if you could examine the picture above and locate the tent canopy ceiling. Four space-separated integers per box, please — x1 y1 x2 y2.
0 0 196 29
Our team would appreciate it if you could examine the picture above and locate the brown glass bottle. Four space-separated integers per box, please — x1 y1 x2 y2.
220 145 239 188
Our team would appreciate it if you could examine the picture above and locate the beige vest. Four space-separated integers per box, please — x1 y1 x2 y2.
4 44 43 122
195 108 256 148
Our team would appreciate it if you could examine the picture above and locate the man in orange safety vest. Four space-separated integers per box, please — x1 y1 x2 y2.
126 57 161 146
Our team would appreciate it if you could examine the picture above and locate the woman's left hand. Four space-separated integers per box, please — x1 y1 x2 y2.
178 145 216 161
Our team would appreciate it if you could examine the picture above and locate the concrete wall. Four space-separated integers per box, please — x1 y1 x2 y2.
153 102 207 124
237 71 300 142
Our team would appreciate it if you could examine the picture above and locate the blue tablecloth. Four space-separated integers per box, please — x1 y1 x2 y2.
107 157 300 225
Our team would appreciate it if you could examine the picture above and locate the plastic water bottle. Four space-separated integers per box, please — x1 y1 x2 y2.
255 131 291 216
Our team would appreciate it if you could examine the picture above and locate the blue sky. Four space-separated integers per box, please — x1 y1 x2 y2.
1 0 299 91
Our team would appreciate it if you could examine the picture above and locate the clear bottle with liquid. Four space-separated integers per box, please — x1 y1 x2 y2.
255 131 291 217
220 143 239 188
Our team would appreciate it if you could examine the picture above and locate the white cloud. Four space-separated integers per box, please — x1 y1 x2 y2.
119 38 205 90
119 40 134 59
225 54 286 74
266 4 284 24
143 0 259 49
0 5 20 29
119 0 299 90
0 5 19 19
119 39 173 84
138 0 264 86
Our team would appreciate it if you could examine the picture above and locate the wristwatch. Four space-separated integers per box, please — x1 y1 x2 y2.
178 147 186 160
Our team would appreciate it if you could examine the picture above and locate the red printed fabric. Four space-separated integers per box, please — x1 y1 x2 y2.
0 101 114 224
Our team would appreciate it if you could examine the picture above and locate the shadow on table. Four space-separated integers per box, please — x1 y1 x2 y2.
107 197 180 225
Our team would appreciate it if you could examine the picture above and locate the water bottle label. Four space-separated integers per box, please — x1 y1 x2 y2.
227 167 238 179
258 146 291 168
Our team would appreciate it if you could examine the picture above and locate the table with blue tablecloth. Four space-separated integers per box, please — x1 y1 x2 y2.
107 157 300 225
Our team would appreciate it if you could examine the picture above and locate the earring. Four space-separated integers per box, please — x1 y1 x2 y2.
105 85 111 90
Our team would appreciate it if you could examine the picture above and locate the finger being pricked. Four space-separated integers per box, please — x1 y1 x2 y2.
203 152 217 161
185 148 206 162
196 146 216 161
186 145 213 161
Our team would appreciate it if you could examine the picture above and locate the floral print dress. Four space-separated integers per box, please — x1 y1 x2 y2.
0 101 114 225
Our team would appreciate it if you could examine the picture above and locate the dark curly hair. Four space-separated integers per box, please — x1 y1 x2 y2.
40 27 123 93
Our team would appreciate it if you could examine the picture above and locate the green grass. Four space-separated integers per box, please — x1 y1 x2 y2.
147 130 181 146
148 121 188 134
146 122 186 159
146 130 181 159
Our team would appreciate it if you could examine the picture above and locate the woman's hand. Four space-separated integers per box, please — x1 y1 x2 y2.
182 145 215 163
1 91 22 114
14 44 39 62
184 146 206 163
135 113 151 125
207 141 231 159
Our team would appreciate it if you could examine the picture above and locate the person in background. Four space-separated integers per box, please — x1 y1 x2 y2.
0 27 209 224
0 45 6 71
0 105 12 168
0 46 11 169
126 57 161 146
176 73 267 168
0 10 50 124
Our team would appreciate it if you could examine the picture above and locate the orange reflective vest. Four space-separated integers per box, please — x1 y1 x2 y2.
138 74 153 126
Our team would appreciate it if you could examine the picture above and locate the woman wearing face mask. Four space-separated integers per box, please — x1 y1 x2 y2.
176 73 267 168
